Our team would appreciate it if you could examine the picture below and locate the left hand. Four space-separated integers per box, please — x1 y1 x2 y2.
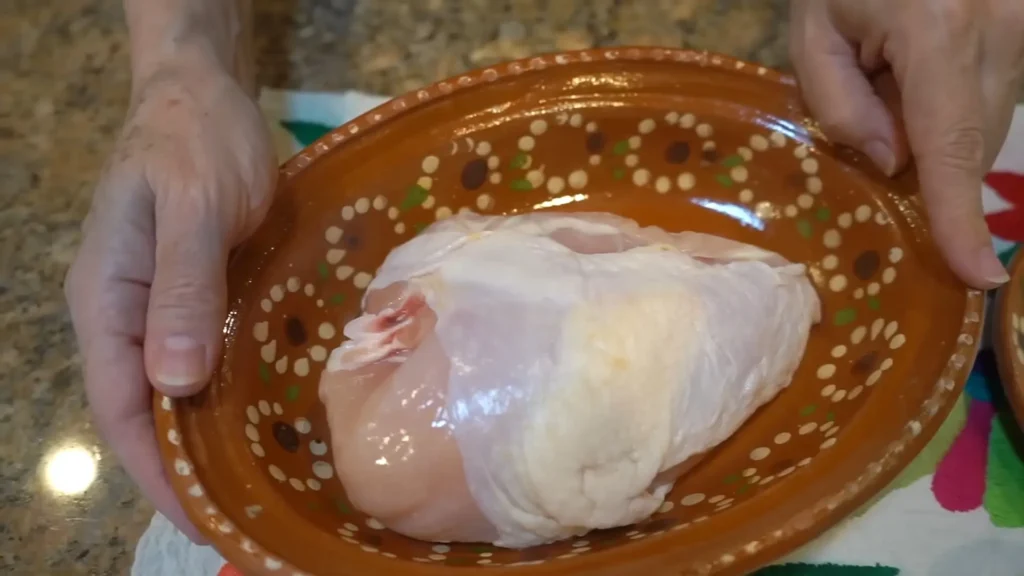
789 0 1024 289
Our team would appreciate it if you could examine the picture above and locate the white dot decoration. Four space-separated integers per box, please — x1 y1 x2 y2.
750 134 769 151
889 247 904 263
341 206 355 221
822 255 839 270
313 461 334 479
730 166 749 183
799 422 818 435
817 364 837 379
628 135 642 149
547 176 565 195
828 274 847 292
638 118 656 134
367 518 386 530
293 358 310 377
422 156 439 174
353 272 373 289
831 345 847 358
656 176 672 194
696 123 713 138
354 197 370 214
677 172 696 191
625 154 639 167
245 424 260 442
295 418 312 434
749 447 771 461
268 465 286 482
681 493 706 506
854 205 872 222
774 432 791 445
325 226 343 244
821 384 837 397
518 135 535 151
568 170 588 189
632 169 651 186
823 229 842 249
530 119 548 135
680 113 697 129
739 189 754 203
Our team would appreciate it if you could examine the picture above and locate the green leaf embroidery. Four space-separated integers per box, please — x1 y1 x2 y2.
280 120 336 148
834 308 856 326
285 385 300 402
721 154 744 168
400 184 430 211
983 416 1024 527
509 179 533 191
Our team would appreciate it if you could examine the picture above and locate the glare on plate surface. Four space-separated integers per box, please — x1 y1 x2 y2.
44 445 98 495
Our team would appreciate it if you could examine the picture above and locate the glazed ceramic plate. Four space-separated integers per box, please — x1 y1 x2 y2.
995 249 1024 426
154 49 984 576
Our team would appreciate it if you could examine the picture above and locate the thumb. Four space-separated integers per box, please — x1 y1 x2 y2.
893 27 1006 288
790 3 906 175
144 199 230 396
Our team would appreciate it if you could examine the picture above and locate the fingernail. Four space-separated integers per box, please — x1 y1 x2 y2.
864 140 897 176
156 336 207 386
978 247 1010 285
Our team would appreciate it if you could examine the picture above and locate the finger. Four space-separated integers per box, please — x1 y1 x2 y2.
892 13 1007 288
84 331 208 544
65 181 207 543
790 0 907 175
144 191 230 396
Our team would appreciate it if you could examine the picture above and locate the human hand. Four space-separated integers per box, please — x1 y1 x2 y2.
64 54 277 541
790 0 1024 288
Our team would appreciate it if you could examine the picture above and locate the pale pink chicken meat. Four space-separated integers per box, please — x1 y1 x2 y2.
319 211 820 548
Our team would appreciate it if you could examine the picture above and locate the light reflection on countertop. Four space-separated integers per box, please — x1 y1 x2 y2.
42 445 99 496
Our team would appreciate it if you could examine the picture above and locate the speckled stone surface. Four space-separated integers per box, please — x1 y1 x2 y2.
0 0 1010 574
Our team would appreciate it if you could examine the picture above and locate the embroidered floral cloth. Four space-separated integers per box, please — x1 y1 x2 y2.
131 90 1024 576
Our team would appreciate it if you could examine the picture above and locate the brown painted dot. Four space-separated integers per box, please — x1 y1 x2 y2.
852 351 879 375
772 459 794 474
701 148 719 163
586 132 606 154
363 533 383 547
285 317 307 346
460 158 488 190
345 235 361 249
664 141 691 164
272 421 300 452
853 250 881 280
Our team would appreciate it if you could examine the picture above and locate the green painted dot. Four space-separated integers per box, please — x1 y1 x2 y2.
510 152 529 169
797 219 812 238
258 362 271 384
612 140 630 155
724 474 740 485
414 222 427 234
800 404 817 416
867 296 881 310
334 499 353 514
827 411 836 422
715 174 734 187
317 262 329 280
721 154 744 168
509 179 533 191
613 168 626 180
400 184 430 211
834 308 857 326
330 293 345 305
738 484 750 494
816 207 831 221
285 385 300 402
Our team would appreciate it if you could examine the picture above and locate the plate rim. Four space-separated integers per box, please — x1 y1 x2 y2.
153 47 986 576
994 247 1024 427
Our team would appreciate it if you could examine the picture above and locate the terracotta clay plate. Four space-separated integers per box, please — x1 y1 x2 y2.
995 249 1024 426
154 49 984 576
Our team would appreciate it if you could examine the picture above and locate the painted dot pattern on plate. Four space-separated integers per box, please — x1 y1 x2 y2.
153 48 985 575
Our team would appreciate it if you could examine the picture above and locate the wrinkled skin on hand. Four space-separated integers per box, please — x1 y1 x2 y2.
63 61 277 541
790 0 1024 289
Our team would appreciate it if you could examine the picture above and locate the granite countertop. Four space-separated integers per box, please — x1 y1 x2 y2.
0 0 1008 574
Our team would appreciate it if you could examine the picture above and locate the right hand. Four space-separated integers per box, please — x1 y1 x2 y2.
64 52 277 541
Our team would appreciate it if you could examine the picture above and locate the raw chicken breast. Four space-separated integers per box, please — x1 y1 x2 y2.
319 212 820 548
